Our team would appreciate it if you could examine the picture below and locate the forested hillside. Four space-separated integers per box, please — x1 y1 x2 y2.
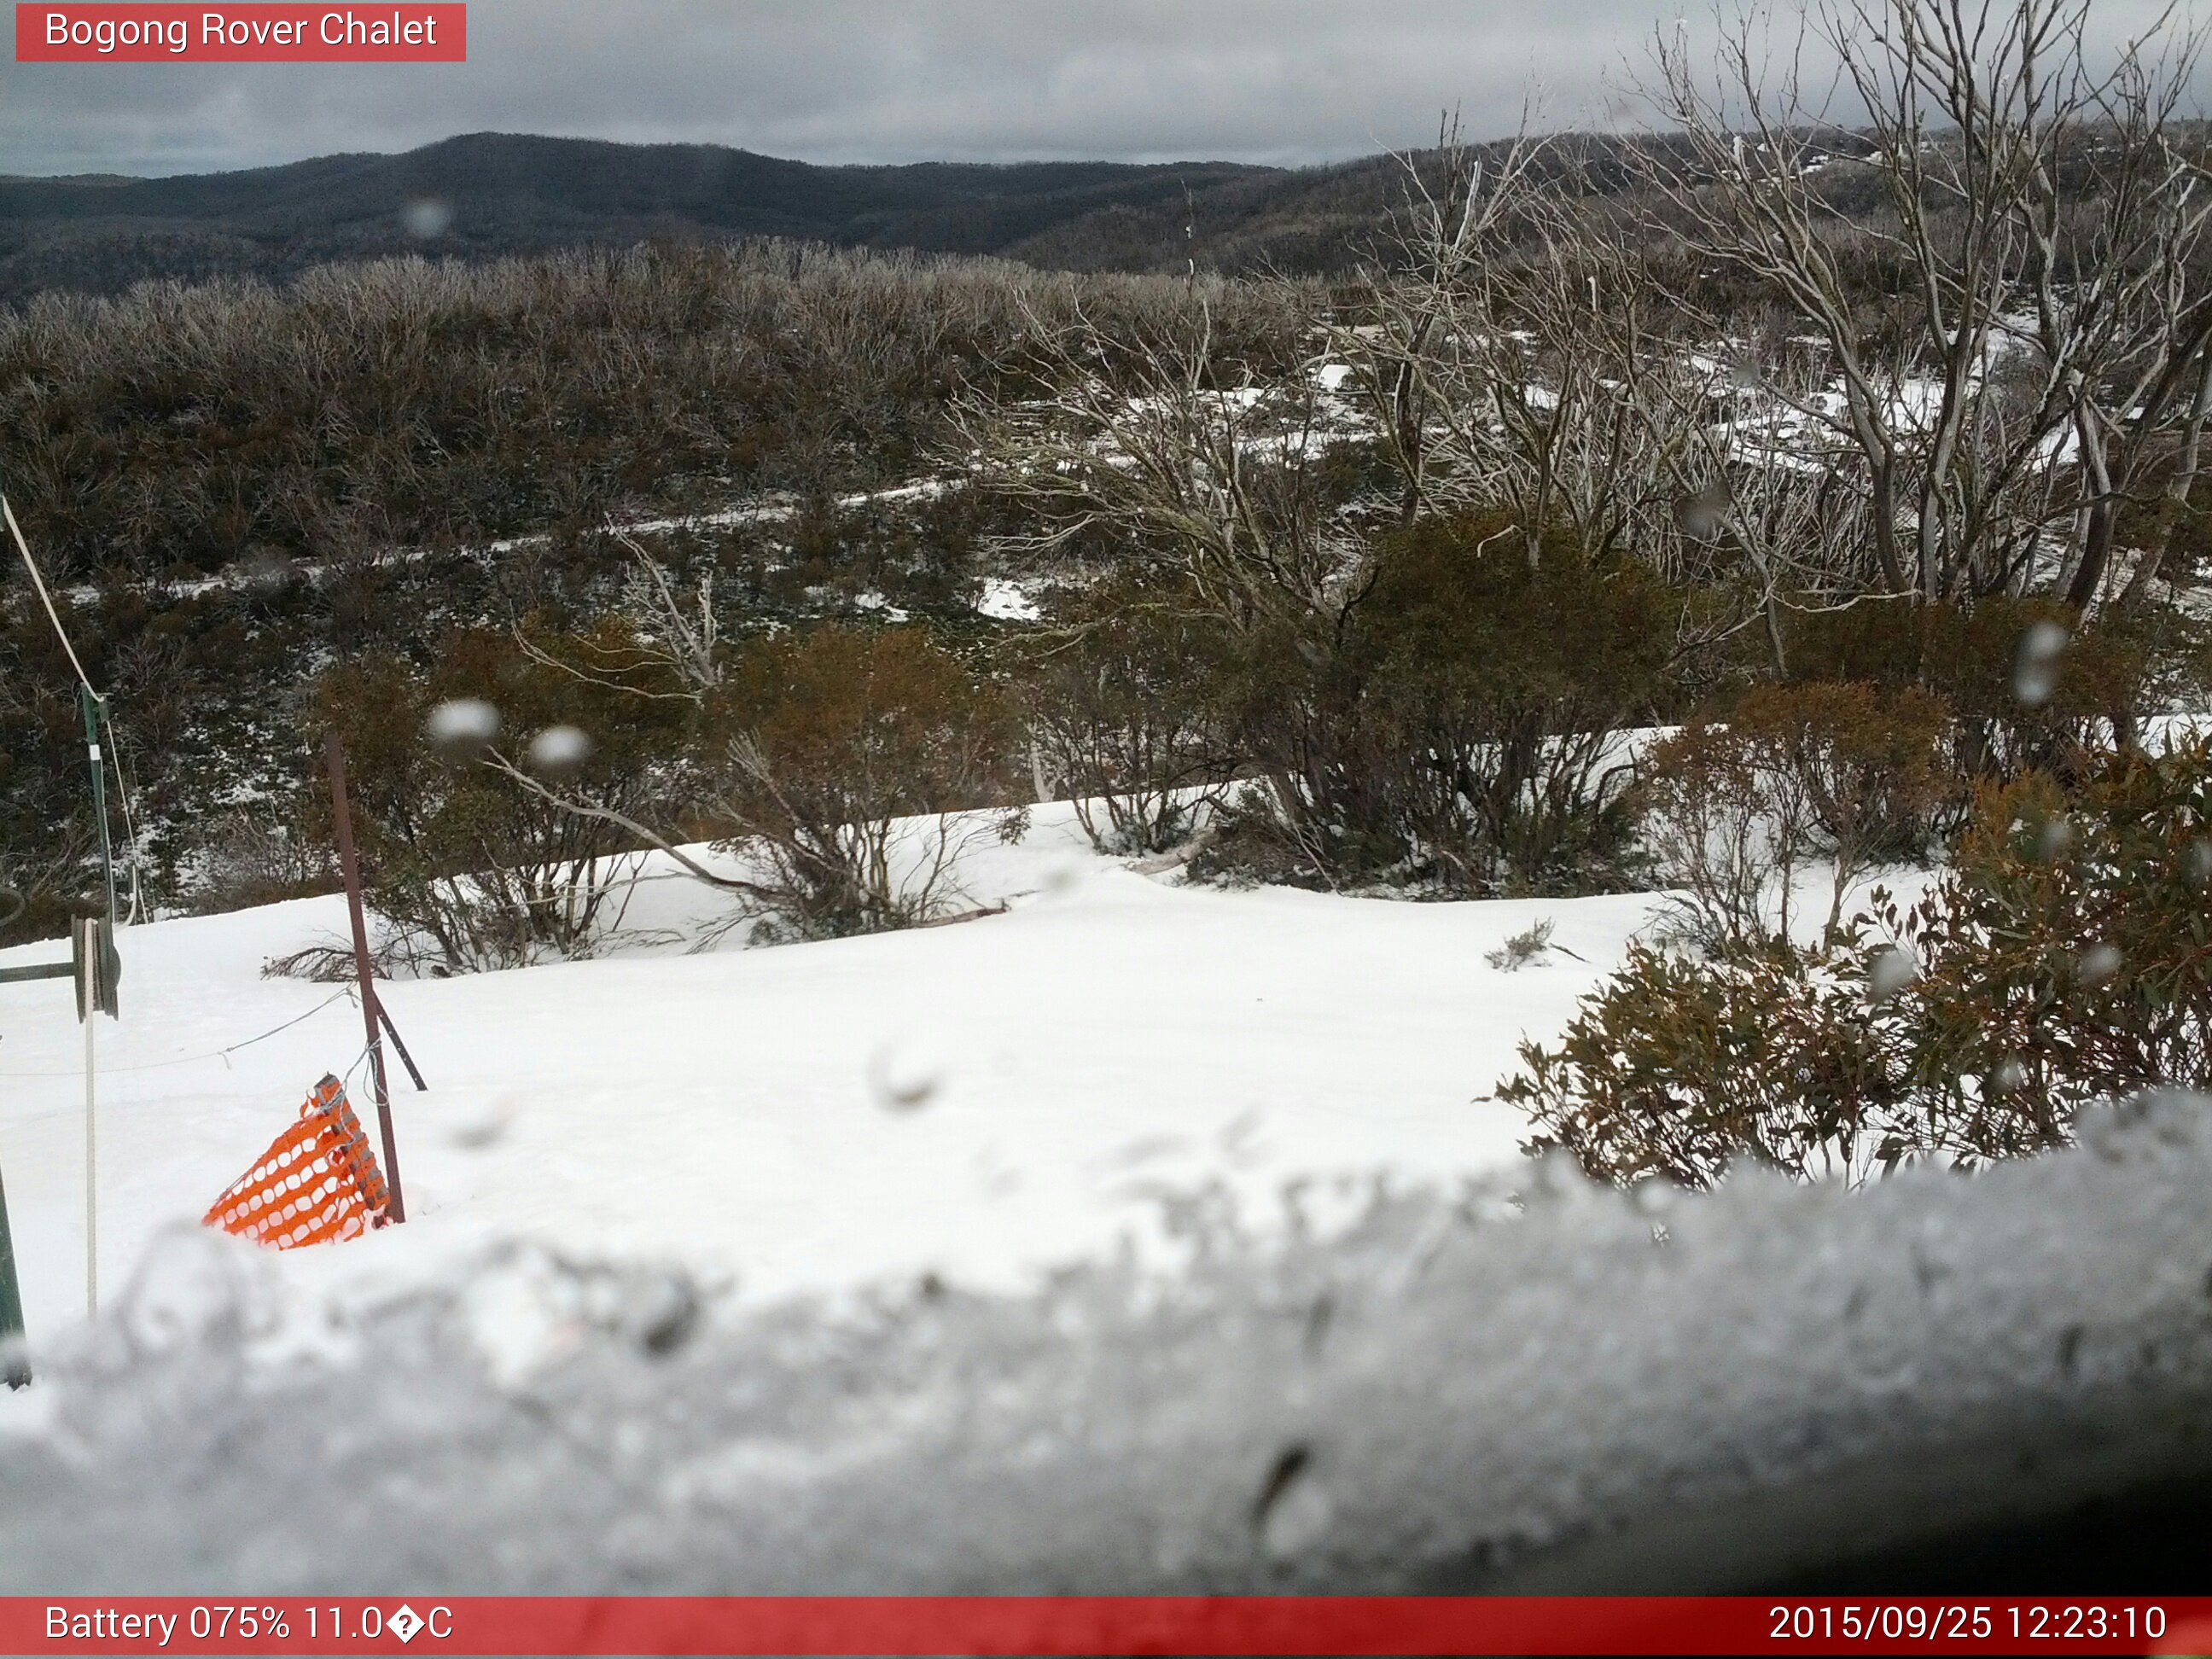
0 127 1664 298
0 131 1301 300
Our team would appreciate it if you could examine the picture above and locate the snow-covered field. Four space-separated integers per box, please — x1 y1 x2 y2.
0 800 1662 1353
9 802 2212 1593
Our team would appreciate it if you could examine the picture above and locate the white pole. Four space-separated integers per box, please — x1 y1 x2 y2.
82 918 97 1317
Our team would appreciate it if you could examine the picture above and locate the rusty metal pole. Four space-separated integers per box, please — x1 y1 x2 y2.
324 731 405 1223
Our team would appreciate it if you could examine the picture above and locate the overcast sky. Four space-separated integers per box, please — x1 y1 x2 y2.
0 0 2198 179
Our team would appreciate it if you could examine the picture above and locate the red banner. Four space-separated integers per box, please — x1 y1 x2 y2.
15 4 464 61
2 1597 2209 1656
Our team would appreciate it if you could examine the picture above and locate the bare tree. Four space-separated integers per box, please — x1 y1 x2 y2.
1330 119 1844 673
1330 119 1688 570
951 286 1345 637
516 527 724 702
1637 0 2212 608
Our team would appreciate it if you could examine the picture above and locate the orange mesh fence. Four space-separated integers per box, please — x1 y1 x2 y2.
203 1074 392 1249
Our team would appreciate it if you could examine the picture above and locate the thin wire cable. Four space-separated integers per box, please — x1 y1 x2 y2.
339 1033 381 1105
2 492 93 693
3 490 148 924
0 986 354 1078
107 739 145 924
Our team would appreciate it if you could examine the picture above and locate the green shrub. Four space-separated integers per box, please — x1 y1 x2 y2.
1639 680 1956 952
1502 738 2212 1188
701 624 1020 940
1211 512 1679 895
311 623 689 972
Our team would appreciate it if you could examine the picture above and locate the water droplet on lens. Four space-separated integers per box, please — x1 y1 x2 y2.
2186 839 2212 887
1673 478 1733 539
527 725 592 775
424 698 499 756
449 1094 519 1150
401 196 452 239
1866 945 1918 1001
2013 620 2069 707
868 1036 946 1113
238 547 296 591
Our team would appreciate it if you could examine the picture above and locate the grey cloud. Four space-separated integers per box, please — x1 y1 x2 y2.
0 0 2197 178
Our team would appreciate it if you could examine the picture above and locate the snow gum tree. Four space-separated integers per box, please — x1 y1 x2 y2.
1637 0 2212 608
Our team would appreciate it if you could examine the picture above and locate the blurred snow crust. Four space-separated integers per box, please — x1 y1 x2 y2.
3 1092 2210 1593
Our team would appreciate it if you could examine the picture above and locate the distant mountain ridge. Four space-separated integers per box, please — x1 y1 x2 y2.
0 131 1371 300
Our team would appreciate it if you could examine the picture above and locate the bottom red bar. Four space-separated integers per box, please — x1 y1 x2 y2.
5 1596 2209 1656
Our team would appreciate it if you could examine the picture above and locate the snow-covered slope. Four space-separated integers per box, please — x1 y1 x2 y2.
9 806 2212 1595
0 801 1660 1349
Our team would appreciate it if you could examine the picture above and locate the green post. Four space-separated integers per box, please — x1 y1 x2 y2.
0 1156 26 1387
78 687 119 1014
80 685 115 927
0 882 37 1384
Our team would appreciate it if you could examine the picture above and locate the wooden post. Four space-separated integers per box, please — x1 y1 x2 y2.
324 732 405 1224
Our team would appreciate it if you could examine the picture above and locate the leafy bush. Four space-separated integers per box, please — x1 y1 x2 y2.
701 624 1020 940
1211 513 1678 895
1779 595 2186 783
312 624 688 972
1496 940 1911 1187
1353 517 1671 891
1874 744 2212 1133
1502 739 2212 1189
1640 681 1955 954
1016 575 1234 854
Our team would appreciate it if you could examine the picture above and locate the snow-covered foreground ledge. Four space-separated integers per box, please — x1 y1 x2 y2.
3 1092 2209 1593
